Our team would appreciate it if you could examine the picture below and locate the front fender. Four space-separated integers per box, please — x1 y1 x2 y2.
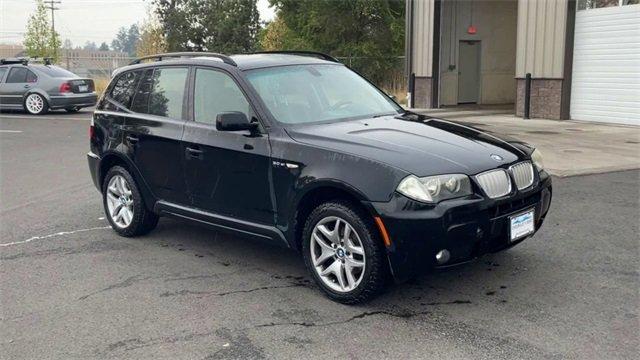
268 129 409 245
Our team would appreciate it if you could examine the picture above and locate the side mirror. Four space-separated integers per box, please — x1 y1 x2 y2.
216 112 257 132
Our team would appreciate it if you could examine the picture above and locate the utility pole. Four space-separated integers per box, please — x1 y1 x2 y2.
44 0 61 60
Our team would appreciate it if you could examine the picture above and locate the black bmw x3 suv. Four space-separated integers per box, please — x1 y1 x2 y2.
88 51 552 303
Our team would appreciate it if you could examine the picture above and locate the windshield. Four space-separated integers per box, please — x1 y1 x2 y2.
245 64 402 124
33 65 77 78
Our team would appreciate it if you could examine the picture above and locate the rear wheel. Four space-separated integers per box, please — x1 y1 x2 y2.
102 166 158 237
24 93 48 115
302 200 388 304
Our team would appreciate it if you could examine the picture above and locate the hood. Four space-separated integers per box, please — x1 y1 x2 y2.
286 116 528 176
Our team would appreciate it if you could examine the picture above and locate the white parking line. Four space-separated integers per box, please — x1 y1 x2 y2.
0 226 111 247
0 130 23 133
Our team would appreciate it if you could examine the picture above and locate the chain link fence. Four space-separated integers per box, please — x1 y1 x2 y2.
58 52 135 94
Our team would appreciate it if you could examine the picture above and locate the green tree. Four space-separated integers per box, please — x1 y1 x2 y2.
267 0 404 84
111 24 140 55
98 42 110 51
259 16 308 50
153 0 260 53
136 10 167 57
23 0 61 62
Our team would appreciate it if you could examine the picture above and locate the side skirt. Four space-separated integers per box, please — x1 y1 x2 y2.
154 200 289 248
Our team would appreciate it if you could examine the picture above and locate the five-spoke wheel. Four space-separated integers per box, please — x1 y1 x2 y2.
106 175 134 228
102 166 158 237
311 216 366 292
303 200 387 304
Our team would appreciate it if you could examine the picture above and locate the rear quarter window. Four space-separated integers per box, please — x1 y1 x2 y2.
108 70 141 109
0 67 7 82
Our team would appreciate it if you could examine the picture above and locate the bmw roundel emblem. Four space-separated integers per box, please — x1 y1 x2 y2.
490 154 503 162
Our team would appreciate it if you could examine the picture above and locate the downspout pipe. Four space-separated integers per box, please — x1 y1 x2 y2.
406 0 415 108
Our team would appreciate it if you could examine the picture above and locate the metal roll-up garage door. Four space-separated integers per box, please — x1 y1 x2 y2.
570 4 640 125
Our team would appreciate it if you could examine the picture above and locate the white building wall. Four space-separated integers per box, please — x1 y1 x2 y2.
411 0 435 77
516 0 568 78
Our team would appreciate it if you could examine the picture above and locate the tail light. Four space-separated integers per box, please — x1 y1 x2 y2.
89 125 95 140
59 82 72 93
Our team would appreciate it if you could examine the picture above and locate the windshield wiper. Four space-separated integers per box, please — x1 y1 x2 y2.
395 110 430 122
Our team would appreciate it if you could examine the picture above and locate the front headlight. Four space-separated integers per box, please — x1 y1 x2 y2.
397 174 473 203
531 149 544 171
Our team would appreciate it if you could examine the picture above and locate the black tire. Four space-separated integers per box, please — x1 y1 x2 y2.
302 200 388 304
23 93 48 115
65 107 80 113
102 166 159 237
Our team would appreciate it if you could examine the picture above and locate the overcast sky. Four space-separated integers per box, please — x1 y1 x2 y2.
0 0 275 47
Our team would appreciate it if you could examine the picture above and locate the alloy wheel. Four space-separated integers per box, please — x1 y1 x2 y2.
310 216 366 292
106 175 134 228
25 94 44 114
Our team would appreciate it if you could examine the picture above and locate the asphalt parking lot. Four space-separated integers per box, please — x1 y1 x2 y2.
1 110 638 359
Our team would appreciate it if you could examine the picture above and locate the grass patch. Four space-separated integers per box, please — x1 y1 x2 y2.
92 77 111 96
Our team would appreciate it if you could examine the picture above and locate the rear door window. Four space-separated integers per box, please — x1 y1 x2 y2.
108 70 141 109
6 67 37 83
0 68 7 82
146 67 188 119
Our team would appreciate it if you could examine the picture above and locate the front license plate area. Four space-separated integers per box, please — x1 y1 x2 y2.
509 209 535 242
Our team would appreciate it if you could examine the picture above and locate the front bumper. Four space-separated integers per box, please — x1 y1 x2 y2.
368 171 552 282
49 93 98 109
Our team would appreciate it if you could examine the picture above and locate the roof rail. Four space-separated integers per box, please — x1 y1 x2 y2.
129 52 237 66
1 57 29 66
251 51 340 63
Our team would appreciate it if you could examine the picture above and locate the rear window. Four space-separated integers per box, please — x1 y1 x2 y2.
33 65 76 78
108 70 142 108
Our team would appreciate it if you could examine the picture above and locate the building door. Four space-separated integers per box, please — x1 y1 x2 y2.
458 41 480 104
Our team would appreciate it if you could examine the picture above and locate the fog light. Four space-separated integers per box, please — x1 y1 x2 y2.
435 249 450 265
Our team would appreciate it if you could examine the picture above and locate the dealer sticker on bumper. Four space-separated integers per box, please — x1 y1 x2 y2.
510 209 535 241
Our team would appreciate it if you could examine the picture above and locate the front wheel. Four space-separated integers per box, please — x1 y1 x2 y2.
102 166 158 237
302 200 388 304
24 93 48 115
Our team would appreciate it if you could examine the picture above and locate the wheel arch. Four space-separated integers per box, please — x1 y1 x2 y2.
22 90 50 113
99 151 157 211
23 89 51 104
290 180 378 251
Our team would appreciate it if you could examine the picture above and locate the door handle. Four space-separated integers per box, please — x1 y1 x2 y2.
185 146 203 159
24 85 30 89
126 135 139 144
